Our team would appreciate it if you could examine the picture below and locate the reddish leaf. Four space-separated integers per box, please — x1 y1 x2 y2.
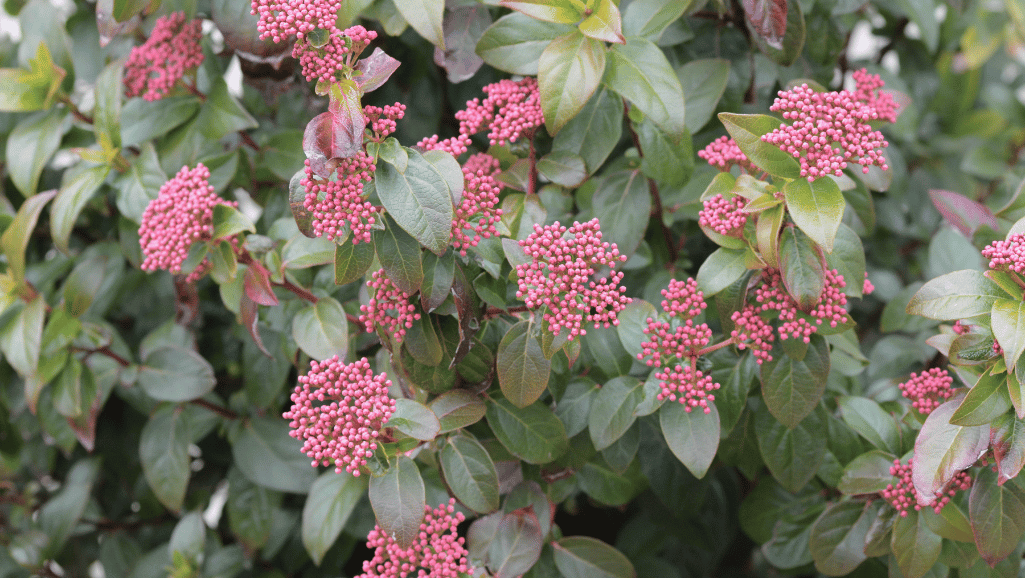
928 189 998 237
288 169 316 238
913 394 989 506
488 510 544 578
743 0 788 50
303 83 364 177
67 396 100 452
991 415 1025 485
240 290 272 357
354 48 402 93
244 262 279 307
433 6 490 83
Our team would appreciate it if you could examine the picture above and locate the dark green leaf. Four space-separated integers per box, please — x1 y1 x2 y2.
550 87 622 173
440 435 500 514
429 390 487 433
486 397 569 464
197 78 258 141
121 97 201 146
605 36 685 139
552 536 636 578
421 251 454 312
301 472 366 565
891 511 943 578
369 455 425 549
39 460 99 557
718 113 802 179
374 214 424 295
760 334 829 427
696 247 747 296
226 468 277 551
137 346 216 402
334 240 375 285
970 464 1025 565
809 500 879 575
593 170 650 258
907 270 1002 320
837 396 901 454
116 142 166 223
556 378 598 437
659 401 719 478
0 295 45 378
638 119 693 187
837 450 897 495
7 108 66 198
824 224 866 298
537 151 587 187
756 404 827 492
292 297 349 361
677 58 730 133
622 0 693 41
139 405 191 512
497 320 551 408
589 376 643 450
376 148 455 255
232 416 317 494
950 371 1011 426
538 30 606 135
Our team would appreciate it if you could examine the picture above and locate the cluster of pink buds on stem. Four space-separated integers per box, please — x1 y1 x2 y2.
451 161 503 256
138 163 237 282
294 25 378 84
516 219 631 340
358 499 472 578
898 368 954 415
123 12 204 101
301 151 379 243
982 233 1025 275
638 278 721 414
418 78 544 156
282 356 395 476
251 0 341 42
883 458 971 516
762 84 890 181
364 103 406 142
852 68 900 124
698 136 756 173
698 193 748 236
359 270 421 342
753 268 849 343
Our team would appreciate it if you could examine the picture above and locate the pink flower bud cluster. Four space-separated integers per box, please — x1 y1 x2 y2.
358 499 472 578
952 320 970 335
139 163 237 281
863 272 875 295
359 270 421 341
462 152 502 180
302 153 379 243
852 68 899 124
283 356 395 475
364 103 406 142
661 278 707 319
294 25 378 84
982 233 1025 274
655 364 719 414
516 219 631 340
640 319 712 368
417 78 544 155
251 0 341 42
730 306 775 364
994 339 1004 356
698 194 748 236
753 268 849 343
451 165 503 257
123 12 204 102
698 136 756 173
763 84 889 181
883 458 971 517
898 368 954 415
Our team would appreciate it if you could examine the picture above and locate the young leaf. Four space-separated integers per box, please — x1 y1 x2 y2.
929 189 998 237
440 435 500 514
778 227 824 310
393 0 444 48
743 0 788 49
992 299 1025 370
760 334 829 428
747 0 805 66
486 397 569 464
913 396 989 506
497 320 551 408
659 401 720 478
604 37 685 139
579 0 625 44
784 178 845 253
906 270 1002 320
369 455 426 549
501 0 583 24
539 31 606 135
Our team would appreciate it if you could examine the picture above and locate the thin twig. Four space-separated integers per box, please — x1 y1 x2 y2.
73 345 131 367
624 100 679 265
527 132 538 196
58 96 94 124
484 305 530 318
190 398 239 420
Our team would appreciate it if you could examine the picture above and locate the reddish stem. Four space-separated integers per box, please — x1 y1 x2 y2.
484 305 531 318
190 398 239 420
73 345 131 367
695 336 740 357
527 131 538 195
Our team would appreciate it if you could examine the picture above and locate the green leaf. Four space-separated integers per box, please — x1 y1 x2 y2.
991 414 1025 484
760 333 829 427
779 226 825 311
116 142 166 223
718 113 802 179
51 166 110 255
907 270 1003 320
211 204 256 240
0 295 45 378
993 299 1025 370
696 247 748 296
374 214 424 295
197 78 258 141
537 151 587 187
970 459 1025 565
291 297 349 361
893 0 939 53
121 97 201 146
139 405 192 512
677 58 730 133
369 455 425 549
334 240 375 285
837 450 898 495
622 0 693 41
429 390 487 433
809 500 879 575
891 511 942 578
913 396 989 506
94 61 122 150
62 253 108 317
7 108 66 198
579 0 625 44
488 511 544 577
604 37 685 139
756 405 827 492
638 119 693 187
232 416 317 494
394 0 445 48
476 12 574 76
615 300 656 359
386 398 441 441
837 397 901 454
136 346 216 402
552 536 636 578
784 178 845 252
301 472 366 565
660 401 720 478
497 320 551 408
440 435 500 514
825 224 866 298
950 371 1012 427
376 149 455 255
589 376 643 450
539 30 606 135
592 170 650 258
550 87 623 173
112 0 148 21
501 0 583 23
421 251 454 312
486 397 569 464
1 189 57 286
39 460 99 557
0 68 49 112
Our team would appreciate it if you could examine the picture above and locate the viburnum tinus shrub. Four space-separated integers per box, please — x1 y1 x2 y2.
1 0 1025 577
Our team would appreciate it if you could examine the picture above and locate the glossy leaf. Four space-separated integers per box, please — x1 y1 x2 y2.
552 536 636 578
589 376 643 450
906 270 1003 320
232 416 317 494
386 398 441 441
592 170 650 258
376 148 455 255
718 113 802 179
891 511 942 578
136 346 216 402
604 37 685 139
784 177 845 253
501 0 582 24
756 405 827 492
579 0 625 44
929 189 998 237
696 247 747 296
550 87 623 173
950 371 1011 427
497 320 551 408
837 396 901 454
7 108 66 198
993 299 1025 370
970 466 1025 566
837 450 897 495
393 0 444 48
440 435 500 514
678 58 730 134
369 455 426 549
1 189 56 284
622 0 694 41
809 500 878 575
539 31 606 135
139 405 192 512
301 472 366 565
476 12 573 76
292 297 349 361
990 414 1025 484
0 296 45 379
760 334 829 428
660 401 719 478
489 511 544 578
334 240 375 285
430 390 487 433
913 396 990 507
49 166 109 255
374 214 424 295
486 397 569 464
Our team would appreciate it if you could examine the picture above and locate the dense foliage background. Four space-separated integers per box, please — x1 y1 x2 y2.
2 0 1025 577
